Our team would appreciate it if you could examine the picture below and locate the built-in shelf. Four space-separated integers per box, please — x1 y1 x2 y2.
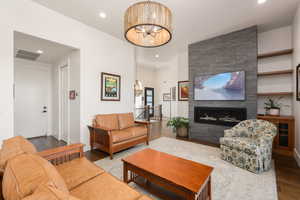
258 49 293 59
257 92 293 96
257 69 293 76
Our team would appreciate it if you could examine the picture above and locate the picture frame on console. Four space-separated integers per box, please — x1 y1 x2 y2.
101 72 121 101
178 81 189 101
297 64 300 101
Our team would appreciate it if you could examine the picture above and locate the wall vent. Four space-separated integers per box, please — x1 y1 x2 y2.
15 49 40 61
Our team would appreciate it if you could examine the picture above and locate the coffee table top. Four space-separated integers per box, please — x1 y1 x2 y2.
122 148 213 193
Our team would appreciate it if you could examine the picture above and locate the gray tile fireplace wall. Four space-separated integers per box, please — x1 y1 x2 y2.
188 26 258 144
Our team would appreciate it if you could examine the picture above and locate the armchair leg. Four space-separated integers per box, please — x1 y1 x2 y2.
146 140 149 145
110 152 113 160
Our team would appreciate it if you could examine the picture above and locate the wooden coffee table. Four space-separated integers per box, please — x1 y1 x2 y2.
122 149 213 200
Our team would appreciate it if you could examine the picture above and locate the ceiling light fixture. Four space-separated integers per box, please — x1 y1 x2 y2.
124 0 172 48
36 50 43 54
155 54 159 58
99 12 107 19
258 0 267 4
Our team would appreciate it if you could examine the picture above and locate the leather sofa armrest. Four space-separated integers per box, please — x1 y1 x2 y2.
135 121 150 126
37 143 84 165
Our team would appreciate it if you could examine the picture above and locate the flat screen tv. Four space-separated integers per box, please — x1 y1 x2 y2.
194 71 245 101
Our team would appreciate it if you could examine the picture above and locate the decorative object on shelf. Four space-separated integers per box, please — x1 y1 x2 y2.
124 0 172 48
167 117 189 137
178 81 189 101
101 72 121 101
69 90 76 100
264 97 289 116
163 93 171 101
171 87 176 101
297 64 300 101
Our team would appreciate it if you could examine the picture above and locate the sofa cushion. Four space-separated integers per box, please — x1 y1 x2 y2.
0 136 37 170
70 172 142 200
111 129 133 144
220 137 260 155
22 183 80 200
95 114 119 130
127 126 147 138
3 154 68 200
56 157 105 190
118 113 135 129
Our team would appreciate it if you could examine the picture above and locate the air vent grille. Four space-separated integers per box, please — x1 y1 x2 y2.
15 49 40 61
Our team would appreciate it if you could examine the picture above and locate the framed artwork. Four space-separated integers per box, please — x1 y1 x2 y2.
178 81 189 101
101 72 121 101
297 64 300 101
69 90 76 100
163 93 171 101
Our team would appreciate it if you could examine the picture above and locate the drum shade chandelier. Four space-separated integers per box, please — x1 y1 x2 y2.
124 0 172 48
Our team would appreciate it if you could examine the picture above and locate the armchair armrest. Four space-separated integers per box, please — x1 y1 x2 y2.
37 143 84 165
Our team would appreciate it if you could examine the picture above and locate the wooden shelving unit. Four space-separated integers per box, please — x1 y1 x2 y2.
258 49 293 59
257 92 293 96
257 69 293 76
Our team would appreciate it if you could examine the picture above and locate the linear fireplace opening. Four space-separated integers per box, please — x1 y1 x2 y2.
194 107 247 127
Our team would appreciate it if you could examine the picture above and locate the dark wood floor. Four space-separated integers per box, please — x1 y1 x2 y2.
28 121 300 200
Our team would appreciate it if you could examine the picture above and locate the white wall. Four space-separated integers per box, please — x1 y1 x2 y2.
293 5 300 165
257 26 293 115
0 0 134 149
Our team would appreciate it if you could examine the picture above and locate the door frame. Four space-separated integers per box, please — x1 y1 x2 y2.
58 63 70 144
144 87 154 117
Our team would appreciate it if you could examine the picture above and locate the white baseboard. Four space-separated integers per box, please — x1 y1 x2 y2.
294 148 300 167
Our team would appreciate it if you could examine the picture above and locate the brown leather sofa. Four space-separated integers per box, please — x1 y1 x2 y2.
0 136 152 200
88 113 150 159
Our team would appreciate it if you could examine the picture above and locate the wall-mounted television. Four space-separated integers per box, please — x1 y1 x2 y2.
194 71 245 101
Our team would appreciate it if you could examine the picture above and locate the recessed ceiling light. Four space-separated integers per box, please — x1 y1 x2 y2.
37 50 43 54
155 54 159 58
99 12 107 19
258 0 267 4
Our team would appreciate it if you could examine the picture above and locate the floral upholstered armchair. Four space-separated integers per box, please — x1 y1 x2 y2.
220 119 277 174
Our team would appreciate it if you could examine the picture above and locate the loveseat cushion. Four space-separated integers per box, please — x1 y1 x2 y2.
220 137 260 155
70 172 142 200
111 126 147 144
127 126 147 138
3 154 68 200
0 136 37 170
95 114 119 130
56 157 105 190
118 113 135 129
22 183 80 200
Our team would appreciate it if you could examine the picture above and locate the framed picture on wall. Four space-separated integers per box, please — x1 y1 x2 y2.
297 64 300 101
163 93 171 101
178 81 189 101
101 72 121 101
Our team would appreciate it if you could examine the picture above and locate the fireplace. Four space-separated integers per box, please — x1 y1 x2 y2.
194 107 247 127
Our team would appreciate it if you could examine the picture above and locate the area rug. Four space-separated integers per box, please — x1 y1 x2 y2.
94 137 278 200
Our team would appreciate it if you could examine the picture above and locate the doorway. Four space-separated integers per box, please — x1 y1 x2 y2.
144 87 154 117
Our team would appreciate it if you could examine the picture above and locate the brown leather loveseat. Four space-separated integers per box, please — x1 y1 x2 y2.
0 136 152 200
88 113 150 159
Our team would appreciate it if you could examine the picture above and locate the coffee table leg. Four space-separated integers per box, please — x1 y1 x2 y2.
208 176 212 200
123 162 129 183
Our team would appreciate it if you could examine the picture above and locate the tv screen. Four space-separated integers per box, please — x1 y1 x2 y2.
194 71 245 101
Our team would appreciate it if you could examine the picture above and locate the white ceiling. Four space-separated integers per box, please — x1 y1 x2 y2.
14 32 75 64
33 0 300 63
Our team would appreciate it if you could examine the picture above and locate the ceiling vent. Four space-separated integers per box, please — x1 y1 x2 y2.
15 49 41 61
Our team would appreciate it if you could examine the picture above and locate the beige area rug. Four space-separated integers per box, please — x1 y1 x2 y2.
94 137 278 200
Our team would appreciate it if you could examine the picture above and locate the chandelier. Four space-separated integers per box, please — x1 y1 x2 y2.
124 1 172 48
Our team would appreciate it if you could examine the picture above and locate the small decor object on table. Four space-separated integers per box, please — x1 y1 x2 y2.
178 81 189 101
297 64 300 101
163 93 171 101
167 117 189 138
264 97 287 116
101 72 121 101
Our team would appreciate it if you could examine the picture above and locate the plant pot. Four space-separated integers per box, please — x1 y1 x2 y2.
176 127 188 138
269 108 280 116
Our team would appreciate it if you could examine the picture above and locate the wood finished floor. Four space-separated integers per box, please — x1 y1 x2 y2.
28 121 300 200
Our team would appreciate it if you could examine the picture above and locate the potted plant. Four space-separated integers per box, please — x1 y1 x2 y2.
167 117 189 138
264 97 282 116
